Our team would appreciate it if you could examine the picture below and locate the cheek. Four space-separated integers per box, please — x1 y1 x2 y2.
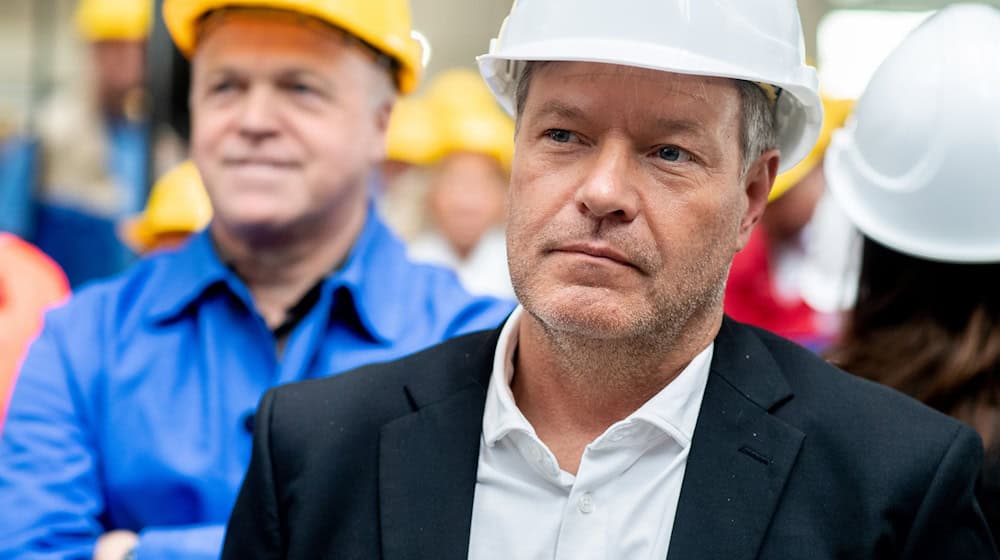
190 110 228 155
509 157 569 217
299 112 374 164
649 195 737 258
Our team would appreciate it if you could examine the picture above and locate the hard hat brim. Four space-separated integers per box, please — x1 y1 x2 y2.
163 0 421 93
477 39 822 173
118 216 155 254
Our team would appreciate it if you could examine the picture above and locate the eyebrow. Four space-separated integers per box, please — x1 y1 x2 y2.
531 99 708 137
649 117 705 138
528 100 589 123
204 66 331 84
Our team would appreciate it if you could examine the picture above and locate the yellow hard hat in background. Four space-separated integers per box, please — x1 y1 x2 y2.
770 96 854 201
119 161 212 253
162 0 424 93
425 68 501 115
386 97 446 166
75 0 153 42
386 67 515 172
439 106 515 173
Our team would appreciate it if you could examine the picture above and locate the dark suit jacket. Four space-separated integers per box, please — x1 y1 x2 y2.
222 318 997 559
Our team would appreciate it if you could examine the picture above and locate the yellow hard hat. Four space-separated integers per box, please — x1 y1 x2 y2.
386 96 446 166
425 68 499 115
119 161 213 253
75 0 153 42
163 0 423 93
770 95 855 201
440 105 515 173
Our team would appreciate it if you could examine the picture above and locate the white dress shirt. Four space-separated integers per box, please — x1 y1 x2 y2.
468 306 713 560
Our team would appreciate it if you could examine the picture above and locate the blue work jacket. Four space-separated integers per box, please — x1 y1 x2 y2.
0 207 515 560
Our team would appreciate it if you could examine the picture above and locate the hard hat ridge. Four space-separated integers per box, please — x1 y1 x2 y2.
825 4 1000 263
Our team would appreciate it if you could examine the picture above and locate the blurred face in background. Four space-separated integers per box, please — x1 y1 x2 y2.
91 40 146 117
189 10 393 242
427 152 507 259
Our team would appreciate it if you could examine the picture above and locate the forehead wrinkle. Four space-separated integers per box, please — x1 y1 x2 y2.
549 62 730 102
532 74 726 140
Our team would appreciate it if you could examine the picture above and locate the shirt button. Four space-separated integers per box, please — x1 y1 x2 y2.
242 411 255 434
578 492 595 514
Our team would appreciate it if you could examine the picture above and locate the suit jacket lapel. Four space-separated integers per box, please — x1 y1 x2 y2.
378 328 500 560
667 318 805 560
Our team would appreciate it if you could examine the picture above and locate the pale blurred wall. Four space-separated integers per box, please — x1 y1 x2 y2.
0 0 79 134
410 0 511 84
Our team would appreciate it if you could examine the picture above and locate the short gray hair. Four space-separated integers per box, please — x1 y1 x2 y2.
514 61 776 177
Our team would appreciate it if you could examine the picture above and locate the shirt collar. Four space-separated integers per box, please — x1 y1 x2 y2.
482 306 532 446
482 305 713 449
146 228 231 323
146 203 407 344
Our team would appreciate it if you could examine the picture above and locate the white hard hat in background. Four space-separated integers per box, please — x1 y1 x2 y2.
476 0 823 173
825 3 1000 264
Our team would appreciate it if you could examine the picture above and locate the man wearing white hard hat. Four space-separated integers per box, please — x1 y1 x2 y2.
0 1 514 559
223 1 997 558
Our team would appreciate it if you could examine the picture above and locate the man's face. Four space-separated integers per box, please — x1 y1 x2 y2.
189 12 391 238
507 62 772 340
428 152 507 257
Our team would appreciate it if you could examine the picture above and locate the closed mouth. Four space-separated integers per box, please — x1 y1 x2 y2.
223 158 299 169
554 242 637 269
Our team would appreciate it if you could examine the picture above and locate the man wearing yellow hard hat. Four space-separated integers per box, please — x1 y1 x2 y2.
0 2 513 559
32 0 154 285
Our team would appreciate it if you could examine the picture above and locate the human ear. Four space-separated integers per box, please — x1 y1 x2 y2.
737 148 780 248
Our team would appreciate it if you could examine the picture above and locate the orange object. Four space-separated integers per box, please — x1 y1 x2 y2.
0 234 70 426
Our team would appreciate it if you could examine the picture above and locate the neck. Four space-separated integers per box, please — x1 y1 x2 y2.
511 308 721 446
211 201 368 329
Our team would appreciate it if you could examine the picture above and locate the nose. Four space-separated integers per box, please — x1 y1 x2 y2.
237 86 280 143
574 140 639 222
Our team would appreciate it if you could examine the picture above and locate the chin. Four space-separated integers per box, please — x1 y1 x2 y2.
216 210 299 239
519 284 656 340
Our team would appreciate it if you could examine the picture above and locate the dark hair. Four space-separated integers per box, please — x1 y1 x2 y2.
827 236 1000 439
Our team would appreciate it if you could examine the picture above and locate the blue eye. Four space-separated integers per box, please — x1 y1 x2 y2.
545 129 574 143
657 146 691 163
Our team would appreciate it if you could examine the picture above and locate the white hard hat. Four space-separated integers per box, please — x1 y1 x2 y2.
825 4 1000 264
476 0 822 173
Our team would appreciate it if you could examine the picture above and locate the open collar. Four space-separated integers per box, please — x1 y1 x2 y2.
146 204 407 344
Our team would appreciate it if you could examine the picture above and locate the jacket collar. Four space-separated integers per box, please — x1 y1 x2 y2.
378 327 502 560
378 315 804 560
666 317 803 560
709 316 794 410
146 203 407 344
